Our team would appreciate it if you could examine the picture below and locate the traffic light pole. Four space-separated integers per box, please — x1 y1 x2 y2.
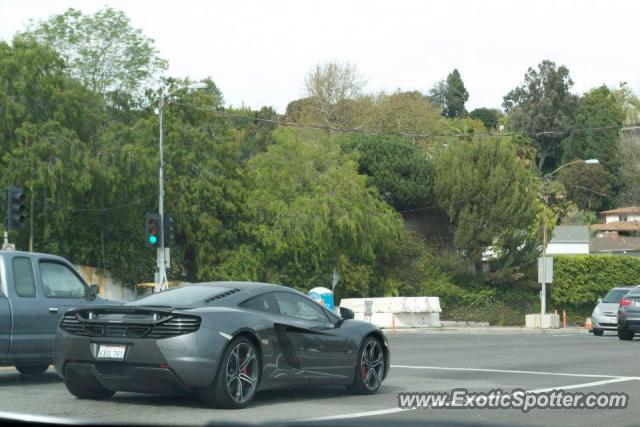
156 90 168 293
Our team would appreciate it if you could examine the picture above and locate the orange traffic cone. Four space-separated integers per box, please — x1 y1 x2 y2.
585 317 592 330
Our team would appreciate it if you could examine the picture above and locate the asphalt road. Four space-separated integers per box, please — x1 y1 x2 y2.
1 330 639 426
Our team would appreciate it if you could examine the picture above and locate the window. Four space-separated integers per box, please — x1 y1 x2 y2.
241 293 280 315
603 289 631 303
273 292 329 323
39 261 86 298
13 257 36 298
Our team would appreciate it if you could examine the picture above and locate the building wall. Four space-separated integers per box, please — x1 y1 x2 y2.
546 242 589 255
74 265 137 302
605 214 640 224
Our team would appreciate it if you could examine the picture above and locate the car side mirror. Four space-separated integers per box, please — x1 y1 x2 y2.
340 306 354 320
597 298 602 304
88 284 99 300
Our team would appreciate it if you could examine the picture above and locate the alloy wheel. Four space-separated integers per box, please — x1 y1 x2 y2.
360 339 385 391
225 342 258 404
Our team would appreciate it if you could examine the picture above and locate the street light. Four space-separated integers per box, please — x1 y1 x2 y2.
539 159 599 325
156 81 207 292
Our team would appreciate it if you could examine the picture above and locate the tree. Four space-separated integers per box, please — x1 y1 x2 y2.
339 134 435 211
617 128 640 205
434 137 541 269
361 90 444 145
559 163 612 211
213 129 404 297
613 82 640 126
24 7 167 102
303 61 366 129
503 60 578 171
562 86 625 177
469 108 502 129
429 69 469 118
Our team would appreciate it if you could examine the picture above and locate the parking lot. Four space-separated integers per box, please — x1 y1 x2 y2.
1 330 639 426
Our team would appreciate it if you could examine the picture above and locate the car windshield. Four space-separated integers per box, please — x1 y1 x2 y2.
602 289 631 303
127 286 232 308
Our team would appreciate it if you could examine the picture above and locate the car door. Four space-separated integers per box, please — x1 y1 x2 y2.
6 255 52 360
35 258 93 356
272 291 354 384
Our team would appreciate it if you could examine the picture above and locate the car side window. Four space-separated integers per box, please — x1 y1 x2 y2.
240 292 279 315
39 261 86 299
13 257 36 298
273 292 330 323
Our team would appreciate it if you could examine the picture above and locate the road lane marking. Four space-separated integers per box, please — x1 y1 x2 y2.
391 365 638 379
528 377 636 393
304 368 640 421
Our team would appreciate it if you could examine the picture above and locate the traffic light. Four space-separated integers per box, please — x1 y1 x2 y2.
7 186 26 230
144 213 162 248
163 215 175 247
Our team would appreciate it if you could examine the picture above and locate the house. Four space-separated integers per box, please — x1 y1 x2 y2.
589 236 640 255
546 225 589 255
599 206 640 224
592 206 640 236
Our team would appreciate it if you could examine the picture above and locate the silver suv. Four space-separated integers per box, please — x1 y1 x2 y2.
591 286 633 336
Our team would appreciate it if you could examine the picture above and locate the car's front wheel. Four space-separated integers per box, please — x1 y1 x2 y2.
592 328 604 336
347 336 386 395
200 336 261 409
618 326 635 341
15 364 49 376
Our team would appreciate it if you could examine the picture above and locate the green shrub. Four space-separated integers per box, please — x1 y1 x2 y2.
551 255 640 309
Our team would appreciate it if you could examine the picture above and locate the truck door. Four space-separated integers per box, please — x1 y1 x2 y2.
7 255 51 360
35 259 92 356
0 262 10 358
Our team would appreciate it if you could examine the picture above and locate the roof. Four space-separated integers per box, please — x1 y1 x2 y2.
549 225 590 243
599 206 640 216
591 222 640 232
590 236 640 253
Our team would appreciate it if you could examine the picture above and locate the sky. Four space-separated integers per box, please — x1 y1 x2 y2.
1 0 638 114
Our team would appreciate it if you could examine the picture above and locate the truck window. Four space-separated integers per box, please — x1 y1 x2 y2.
39 261 86 299
13 257 36 298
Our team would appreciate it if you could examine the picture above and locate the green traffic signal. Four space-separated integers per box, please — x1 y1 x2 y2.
148 235 157 245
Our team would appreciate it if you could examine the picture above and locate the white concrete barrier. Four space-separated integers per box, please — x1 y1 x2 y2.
339 297 441 328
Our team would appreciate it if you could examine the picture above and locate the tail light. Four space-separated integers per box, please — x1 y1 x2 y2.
620 298 632 307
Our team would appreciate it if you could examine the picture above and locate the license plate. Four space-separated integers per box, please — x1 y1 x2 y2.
96 344 127 360
635 302 640 308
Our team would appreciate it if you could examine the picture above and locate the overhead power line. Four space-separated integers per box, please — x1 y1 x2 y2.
172 101 640 140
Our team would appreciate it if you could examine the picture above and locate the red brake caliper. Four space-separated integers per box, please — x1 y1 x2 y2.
240 357 248 375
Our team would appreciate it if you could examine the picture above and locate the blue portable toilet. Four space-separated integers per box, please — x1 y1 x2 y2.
308 287 335 311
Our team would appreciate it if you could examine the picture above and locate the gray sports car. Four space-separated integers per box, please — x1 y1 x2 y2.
54 282 390 408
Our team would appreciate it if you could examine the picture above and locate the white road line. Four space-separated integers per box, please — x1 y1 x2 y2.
528 377 636 393
305 407 406 421
391 365 639 380
304 368 640 422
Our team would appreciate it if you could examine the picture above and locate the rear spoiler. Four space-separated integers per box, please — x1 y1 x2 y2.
65 305 176 316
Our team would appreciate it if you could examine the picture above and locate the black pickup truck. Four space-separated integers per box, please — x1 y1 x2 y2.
0 250 118 375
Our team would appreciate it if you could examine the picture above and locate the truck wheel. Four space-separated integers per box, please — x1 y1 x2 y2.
15 364 49 376
65 377 115 400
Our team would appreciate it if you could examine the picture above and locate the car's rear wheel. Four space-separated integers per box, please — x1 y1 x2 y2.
15 364 49 376
592 328 604 336
347 336 385 395
200 336 260 409
618 326 635 341
64 377 115 400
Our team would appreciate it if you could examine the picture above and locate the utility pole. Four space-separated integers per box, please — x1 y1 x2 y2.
154 82 207 293
156 89 167 293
